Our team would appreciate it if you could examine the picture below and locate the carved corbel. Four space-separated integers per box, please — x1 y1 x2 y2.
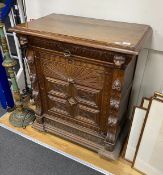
19 35 28 61
19 35 28 48
104 128 118 151
105 131 117 144
33 89 42 122
26 48 36 86
113 55 125 67
104 114 119 151
105 96 120 150
108 115 119 127
25 45 43 119
26 49 34 65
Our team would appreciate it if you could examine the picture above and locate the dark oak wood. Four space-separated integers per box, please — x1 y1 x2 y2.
10 13 152 55
11 14 152 159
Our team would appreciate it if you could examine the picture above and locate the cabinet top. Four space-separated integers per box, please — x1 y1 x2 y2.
10 13 152 55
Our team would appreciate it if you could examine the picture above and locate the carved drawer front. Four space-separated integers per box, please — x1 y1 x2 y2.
46 77 69 99
76 104 100 126
74 85 100 108
37 49 106 129
29 36 130 64
46 77 101 127
47 95 70 116
39 50 105 89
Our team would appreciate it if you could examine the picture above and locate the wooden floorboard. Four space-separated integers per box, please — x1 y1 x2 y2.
0 113 142 175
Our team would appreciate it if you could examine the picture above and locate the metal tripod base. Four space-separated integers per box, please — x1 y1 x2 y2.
9 108 35 128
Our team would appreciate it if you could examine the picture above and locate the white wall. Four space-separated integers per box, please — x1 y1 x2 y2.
25 0 163 106
26 0 163 51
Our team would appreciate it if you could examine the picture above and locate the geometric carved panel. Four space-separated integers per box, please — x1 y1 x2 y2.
74 84 101 108
76 104 100 126
46 77 69 99
48 95 70 116
40 51 105 90
38 50 107 131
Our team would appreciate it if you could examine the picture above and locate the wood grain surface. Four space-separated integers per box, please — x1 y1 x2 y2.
10 14 152 54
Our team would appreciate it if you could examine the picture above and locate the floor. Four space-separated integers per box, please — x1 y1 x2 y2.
0 113 142 175
0 106 6 117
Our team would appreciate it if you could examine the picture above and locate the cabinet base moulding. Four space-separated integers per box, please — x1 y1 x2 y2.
32 117 128 160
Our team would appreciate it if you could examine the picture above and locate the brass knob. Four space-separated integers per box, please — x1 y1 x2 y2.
68 97 77 106
64 50 71 57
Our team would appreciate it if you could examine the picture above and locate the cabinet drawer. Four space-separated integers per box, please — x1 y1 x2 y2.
37 49 106 89
29 36 130 65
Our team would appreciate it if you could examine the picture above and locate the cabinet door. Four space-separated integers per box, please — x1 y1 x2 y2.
36 49 112 132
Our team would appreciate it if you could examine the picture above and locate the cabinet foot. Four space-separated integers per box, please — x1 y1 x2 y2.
99 125 128 160
98 139 122 160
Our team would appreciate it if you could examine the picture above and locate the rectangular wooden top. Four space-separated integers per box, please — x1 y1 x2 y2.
10 13 152 55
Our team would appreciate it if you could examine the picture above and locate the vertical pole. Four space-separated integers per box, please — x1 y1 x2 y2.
0 3 35 127
0 50 14 110
0 3 21 109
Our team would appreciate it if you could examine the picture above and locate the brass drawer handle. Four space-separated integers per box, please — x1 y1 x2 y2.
64 50 71 57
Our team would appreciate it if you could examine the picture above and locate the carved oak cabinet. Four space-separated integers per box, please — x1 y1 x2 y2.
11 14 152 159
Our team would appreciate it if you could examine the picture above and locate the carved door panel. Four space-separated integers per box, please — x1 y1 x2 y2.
37 50 110 131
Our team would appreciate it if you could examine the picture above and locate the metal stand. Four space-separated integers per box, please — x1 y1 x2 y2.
0 3 35 127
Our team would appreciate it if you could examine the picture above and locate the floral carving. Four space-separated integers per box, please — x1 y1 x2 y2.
110 98 120 110
112 79 122 91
